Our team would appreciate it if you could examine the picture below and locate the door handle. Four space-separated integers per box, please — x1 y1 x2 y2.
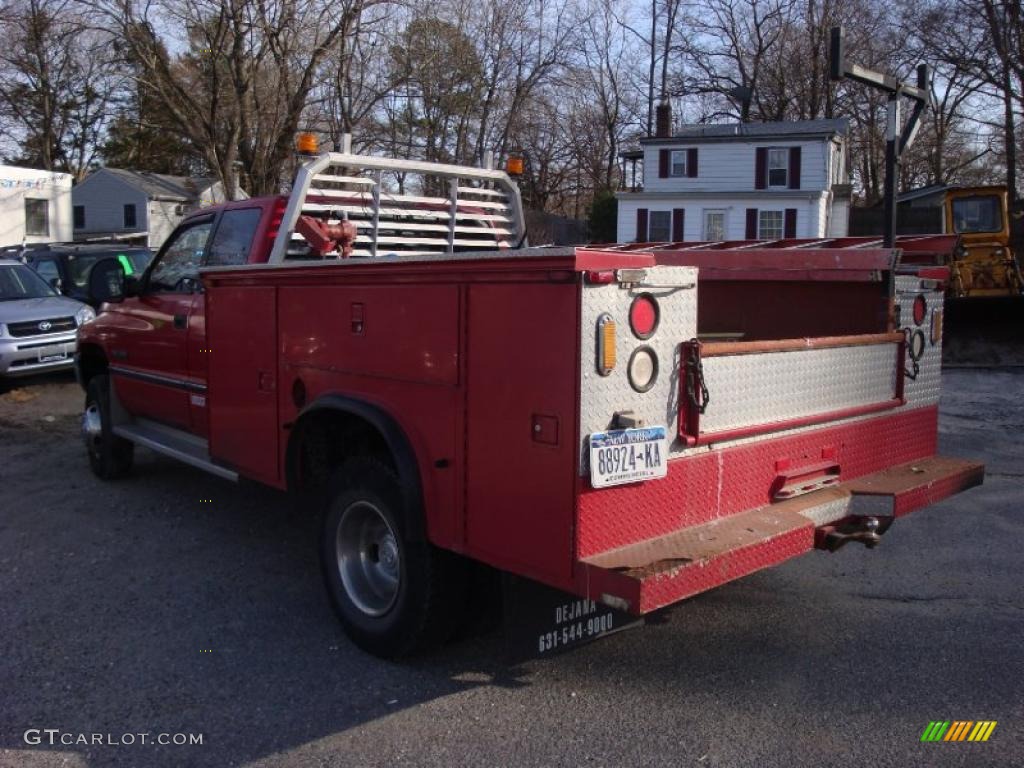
173 314 187 329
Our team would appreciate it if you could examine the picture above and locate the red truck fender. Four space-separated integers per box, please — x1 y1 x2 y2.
285 394 428 542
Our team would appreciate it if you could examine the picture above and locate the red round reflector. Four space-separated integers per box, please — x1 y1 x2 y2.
629 294 659 339
913 295 927 326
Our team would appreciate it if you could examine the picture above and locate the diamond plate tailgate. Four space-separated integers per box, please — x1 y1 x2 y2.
578 455 984 615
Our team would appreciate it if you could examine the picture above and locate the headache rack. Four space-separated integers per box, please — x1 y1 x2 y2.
268 152 527 263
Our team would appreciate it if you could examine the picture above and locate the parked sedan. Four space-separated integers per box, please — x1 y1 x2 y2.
22 244 154 308
0 259 94 378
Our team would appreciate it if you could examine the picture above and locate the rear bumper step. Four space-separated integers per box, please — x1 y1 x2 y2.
577 455 984 615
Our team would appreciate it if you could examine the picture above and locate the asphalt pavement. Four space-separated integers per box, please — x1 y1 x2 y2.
0 369 1021 767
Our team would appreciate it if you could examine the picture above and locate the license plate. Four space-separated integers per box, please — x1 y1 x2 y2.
589 426 668 488
37 345 68 363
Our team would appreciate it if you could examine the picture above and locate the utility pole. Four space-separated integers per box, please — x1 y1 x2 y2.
830 26 931 248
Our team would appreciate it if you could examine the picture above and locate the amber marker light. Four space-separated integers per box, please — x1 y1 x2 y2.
296 132 319 155
506 155 524 176
597 313 617 376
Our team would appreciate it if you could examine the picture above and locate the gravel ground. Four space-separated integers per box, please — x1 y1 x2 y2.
0 369 1021 768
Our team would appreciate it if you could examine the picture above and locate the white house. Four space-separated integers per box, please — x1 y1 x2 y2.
616 118 851 243
72 169 247 248
0 165 73 247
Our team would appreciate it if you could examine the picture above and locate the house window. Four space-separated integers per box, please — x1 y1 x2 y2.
123 204 137 229
758 210 783 239
703 210 726 241
73 205 85 229
25 198 49 236
670 150 687 177
767 148 789 187
648 211 671 241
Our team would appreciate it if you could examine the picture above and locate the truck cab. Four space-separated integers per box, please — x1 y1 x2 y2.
76 197 284 437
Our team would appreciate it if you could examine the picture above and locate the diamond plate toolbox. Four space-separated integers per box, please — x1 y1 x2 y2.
896 275 942 407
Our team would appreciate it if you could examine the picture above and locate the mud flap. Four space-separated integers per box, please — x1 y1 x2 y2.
502 573 642 660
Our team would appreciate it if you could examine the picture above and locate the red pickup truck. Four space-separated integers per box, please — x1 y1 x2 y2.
76 151 984 657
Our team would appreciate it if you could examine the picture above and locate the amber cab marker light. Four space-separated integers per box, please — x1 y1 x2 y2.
506 155 525 176
296 132 319 155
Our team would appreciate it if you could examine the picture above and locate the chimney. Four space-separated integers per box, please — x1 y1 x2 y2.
655 101 672 138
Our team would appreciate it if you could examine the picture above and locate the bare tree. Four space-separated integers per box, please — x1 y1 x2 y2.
88 0 388 197
930 0 1024 202
0 0 123 178
570 0 638 192
676 0 795 121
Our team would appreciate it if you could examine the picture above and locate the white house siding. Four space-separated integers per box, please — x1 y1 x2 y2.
148 199 182 248
615 127 849 243
71 170 148 241
640 138 832 195
0 166 72 246
616 192 829 243
829 198 850 237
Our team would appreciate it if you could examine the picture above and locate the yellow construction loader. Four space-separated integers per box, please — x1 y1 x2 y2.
942 186 1022 298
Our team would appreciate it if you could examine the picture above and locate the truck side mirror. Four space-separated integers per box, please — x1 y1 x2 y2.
49 276 63 293
87 258 127 304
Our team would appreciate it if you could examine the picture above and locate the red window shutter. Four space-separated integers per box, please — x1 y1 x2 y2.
672 209 685 241
745 208 758 239
658 149 669 178
788 147 802 189
784 208 797 238
755 147 767 189
687 148 698 178
636 208 649 241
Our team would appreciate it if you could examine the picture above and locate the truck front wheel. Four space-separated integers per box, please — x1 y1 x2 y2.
83 374 134 479
321 458 465 657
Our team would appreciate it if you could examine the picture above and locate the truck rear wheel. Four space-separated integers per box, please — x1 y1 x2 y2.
83 374 133 479
320 458 465 657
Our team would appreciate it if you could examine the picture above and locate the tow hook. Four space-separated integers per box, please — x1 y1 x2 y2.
816 516 889 552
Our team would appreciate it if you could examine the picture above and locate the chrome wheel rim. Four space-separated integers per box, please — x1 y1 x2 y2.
335 501 401 617
82 403 103 456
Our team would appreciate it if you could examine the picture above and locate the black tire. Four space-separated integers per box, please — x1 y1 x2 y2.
320 458 466 658
84 374 134 479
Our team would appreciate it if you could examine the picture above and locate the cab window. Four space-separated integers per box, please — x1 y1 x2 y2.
207 208 262 267
951 196 1002 234
148 218 215 292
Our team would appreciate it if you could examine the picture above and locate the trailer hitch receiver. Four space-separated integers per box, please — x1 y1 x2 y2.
816 516 889 552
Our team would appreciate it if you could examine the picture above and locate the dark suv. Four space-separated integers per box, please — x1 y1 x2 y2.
13 244 154 308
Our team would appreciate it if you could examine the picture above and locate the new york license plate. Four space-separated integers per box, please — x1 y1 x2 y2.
589 426 668 488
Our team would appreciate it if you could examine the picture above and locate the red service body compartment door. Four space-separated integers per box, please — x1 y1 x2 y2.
464 283 578 588
206 285 279 484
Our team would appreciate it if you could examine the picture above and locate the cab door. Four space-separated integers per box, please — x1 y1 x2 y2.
186 207 264 437
109 216 216 431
